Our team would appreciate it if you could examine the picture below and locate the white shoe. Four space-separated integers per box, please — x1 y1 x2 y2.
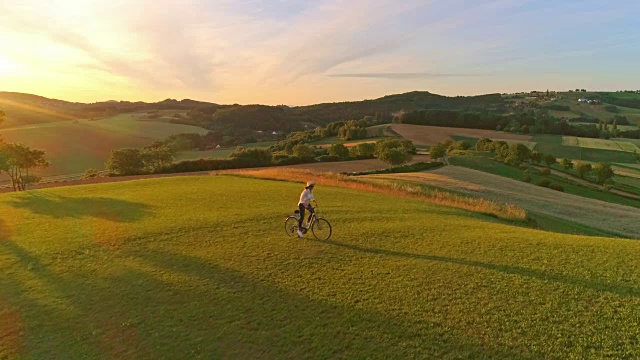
297 230 304 237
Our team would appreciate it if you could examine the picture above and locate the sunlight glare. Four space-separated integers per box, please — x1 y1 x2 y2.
0 56 21 75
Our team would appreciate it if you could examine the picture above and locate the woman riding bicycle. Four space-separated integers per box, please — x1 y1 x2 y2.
297 180 317 237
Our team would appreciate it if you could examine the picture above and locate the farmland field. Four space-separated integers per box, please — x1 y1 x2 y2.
534 135 638 163
561 136 640 152
448 152 640 208
0 114 208 176
366 167 640 238
390 124 531 145
548 97 640 125
0 176 639 358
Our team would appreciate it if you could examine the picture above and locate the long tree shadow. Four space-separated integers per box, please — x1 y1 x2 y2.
0 240 535 359
311 238 640 299
7 193 153 223
0 219 12 240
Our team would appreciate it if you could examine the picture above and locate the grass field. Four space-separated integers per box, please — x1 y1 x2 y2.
0 114 208 176
367 167 640 238
534 135 638 164
0 176 639 358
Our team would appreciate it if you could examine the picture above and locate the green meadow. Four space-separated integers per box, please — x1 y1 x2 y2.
0 114 208 177
1 176 639 359
533 135 638 164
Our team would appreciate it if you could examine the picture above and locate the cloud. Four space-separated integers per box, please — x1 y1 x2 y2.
327 73 482 79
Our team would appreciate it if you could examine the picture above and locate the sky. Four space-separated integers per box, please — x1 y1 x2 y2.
0 0 639 105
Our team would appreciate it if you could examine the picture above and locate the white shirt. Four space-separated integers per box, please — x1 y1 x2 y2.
298 188 315 206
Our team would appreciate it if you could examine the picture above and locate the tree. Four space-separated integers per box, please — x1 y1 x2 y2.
375 139 413 165
292 144 314 158
429 142 447 160
574 161 592 178
142 145 175 172
475 138 493 151
509 143 531 163
560 158 573 170
543 154 557 167
378 148 411 166
230 147 273 164
593 163 614 184
106 148 144 176
351 142 375 158
0 143 49 191
328 143 350 160
530 151 542 165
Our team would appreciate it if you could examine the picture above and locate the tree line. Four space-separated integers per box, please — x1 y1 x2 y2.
395 109 640 139
430 138 615 185
106 138 417 176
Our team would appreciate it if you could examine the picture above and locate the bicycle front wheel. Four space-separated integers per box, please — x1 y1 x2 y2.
284 216 300 237
311 218 332 240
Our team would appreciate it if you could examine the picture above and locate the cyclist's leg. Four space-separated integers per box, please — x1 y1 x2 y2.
298 204 306 229
307 205 315 223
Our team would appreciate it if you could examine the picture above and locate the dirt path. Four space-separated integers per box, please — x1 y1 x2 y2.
366 166 640 238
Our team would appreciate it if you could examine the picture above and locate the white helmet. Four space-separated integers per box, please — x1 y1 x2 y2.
306 181 315 187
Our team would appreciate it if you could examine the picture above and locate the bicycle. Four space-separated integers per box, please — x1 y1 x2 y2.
284 203 332 240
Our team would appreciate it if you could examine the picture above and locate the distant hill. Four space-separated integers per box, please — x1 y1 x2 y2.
0 91 217 128
291 91 505 124
0 90 504 130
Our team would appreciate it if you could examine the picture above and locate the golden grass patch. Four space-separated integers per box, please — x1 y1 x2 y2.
228 168 527 222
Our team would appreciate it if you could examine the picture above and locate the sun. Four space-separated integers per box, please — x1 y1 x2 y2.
0 56 20 75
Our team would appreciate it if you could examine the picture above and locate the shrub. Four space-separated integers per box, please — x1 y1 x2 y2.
83 168 100 179
575 161 592 178
593 163 614 184
230 147 272 165
540 168 551 176
604 105 619 113
537 179 551 188
274 156 315 166
543 154 557 167
317 155 342 162
523 175 532 183
549 183 564 192
348 162 443 175
560 158 573 170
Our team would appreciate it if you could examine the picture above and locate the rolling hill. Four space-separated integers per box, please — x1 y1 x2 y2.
0 175 638 358
0 114 208 177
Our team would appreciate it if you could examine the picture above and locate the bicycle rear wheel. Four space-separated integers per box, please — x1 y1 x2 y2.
284 216 299 237
311 218 332 240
